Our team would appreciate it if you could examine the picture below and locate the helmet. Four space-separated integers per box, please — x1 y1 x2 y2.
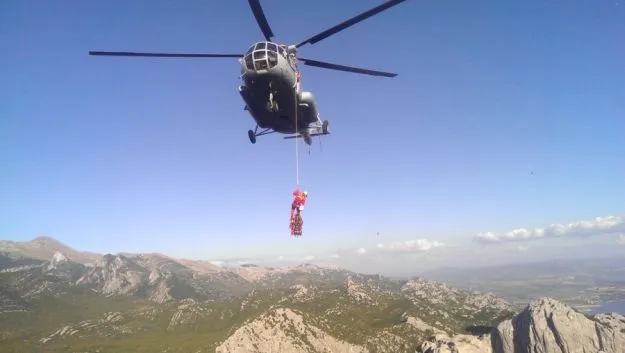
303 191 308 196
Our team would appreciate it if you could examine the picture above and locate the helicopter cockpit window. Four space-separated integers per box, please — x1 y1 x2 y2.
256 58 268 70
245 54 254 70
253 50 267 60
246 46 254 55
247 42 280 71
268 51 278 67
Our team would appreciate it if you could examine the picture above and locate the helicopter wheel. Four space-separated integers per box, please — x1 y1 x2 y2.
322 120 330 134
248 130 257 144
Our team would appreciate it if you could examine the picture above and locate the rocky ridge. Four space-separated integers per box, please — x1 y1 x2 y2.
1 246 253 304
0 236 101 265
2 237 624 353
215 307 368 353
492 297 625 353
0 238 518 352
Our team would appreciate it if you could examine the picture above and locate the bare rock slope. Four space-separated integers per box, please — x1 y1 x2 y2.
216 307 368 353
419 333 493 353
492 297 625 353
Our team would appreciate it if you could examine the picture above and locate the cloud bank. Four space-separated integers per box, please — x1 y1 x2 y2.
374 239 446 253
474 215 625 244
229 238 448 268
336 239 447 260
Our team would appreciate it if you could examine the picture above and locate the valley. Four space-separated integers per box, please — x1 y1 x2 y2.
418 256 625 312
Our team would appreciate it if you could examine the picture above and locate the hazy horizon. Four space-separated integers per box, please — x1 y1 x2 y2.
3 216 624 278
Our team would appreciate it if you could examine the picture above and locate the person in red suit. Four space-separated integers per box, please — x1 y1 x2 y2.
291 189 307 215
290 189 308 236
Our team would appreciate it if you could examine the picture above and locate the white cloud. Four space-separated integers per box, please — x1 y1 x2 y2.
356 248 366 255
362 239 446 255
330 254 340 259
474 215 625 244
618 234 625 245
302 255 315 261
517 245 529 252
209 260 225 267
384 239 446 253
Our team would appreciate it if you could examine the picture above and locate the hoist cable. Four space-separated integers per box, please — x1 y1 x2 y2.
294 71 300 186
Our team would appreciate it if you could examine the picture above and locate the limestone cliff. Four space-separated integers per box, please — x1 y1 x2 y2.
492 297 625 353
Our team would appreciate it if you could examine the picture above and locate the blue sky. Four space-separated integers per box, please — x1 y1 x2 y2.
1 0 624 273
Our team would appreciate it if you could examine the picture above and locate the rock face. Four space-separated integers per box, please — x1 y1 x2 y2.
401 278 511 312
491 297 625 353
419 333 492 353
215 307 368 353
1 251 253 304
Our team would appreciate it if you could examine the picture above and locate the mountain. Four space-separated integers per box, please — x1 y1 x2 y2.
419 256 625 310
1 236 624 352
492 297 625 353
0 236 101 265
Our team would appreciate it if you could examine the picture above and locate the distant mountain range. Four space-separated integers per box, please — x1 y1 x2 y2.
1 236 624 353
419 255 625 310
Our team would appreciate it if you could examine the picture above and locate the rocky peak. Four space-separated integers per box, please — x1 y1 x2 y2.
215 307 368 353
345 276 375 304
402 277 460 304
42 251 86 283
401 277 515 312
0 236 101 265
98 253 126 266
492 297 625 353
30 236 62 246
51 251 68 262
402 277 450 294
46 251 70 271
419 333 491 353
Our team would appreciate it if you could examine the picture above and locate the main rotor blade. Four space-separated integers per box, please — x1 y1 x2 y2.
247 0 274 41
89 51 243 58
299 58 397 78
295 0 407 48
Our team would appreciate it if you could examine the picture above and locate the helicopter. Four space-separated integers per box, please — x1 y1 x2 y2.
88 0 406 145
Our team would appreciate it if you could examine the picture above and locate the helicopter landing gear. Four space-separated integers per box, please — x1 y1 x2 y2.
248 130 256 144
248 125 276 144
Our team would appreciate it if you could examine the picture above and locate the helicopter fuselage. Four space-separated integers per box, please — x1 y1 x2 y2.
88 0 408 146
238 42 321 136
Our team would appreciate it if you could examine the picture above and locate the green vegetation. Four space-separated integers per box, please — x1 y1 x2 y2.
0 281 513 353
0 264 519 353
